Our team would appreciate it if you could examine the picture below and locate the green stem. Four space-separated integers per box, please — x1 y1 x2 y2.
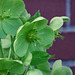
0 39 4 58
25 65 33 75
8 36 15 59
30 65 32 69
25 65 30 75
8 47 11 59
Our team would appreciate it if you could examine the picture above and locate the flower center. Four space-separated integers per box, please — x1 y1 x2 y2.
27 29 38 43
0 9 11 20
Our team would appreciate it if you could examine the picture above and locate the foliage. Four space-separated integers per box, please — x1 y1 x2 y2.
0 0 73 75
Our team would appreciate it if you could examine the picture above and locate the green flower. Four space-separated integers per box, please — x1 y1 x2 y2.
14 17 55 57
0 0 25 39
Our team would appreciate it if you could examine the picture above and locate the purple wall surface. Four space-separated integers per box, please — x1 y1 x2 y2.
71 0 75 25
24 0 65 22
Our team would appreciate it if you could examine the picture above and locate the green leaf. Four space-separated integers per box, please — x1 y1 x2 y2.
28 10 40 22
52 60 62 73
21 52 32 66
20 9 31 24
31 17 48 30
1 35 11 48
9 60 25 74
31 51 51 65
60 16 70 22
49 17 63 31
2 18 23 36
0 58 25 74
35 62 51 75
14 35 29 57
0 70 8 75
38 26 54 46
52 66 73 75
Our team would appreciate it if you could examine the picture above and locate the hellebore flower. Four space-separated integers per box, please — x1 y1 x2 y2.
0 0 25 39
14 17 55 57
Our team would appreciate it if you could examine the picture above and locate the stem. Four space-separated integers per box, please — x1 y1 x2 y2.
8 48 11 59
30 65 32 69
25 65 33 75
25 65 30 75
8 36 15 59
0 39 4 58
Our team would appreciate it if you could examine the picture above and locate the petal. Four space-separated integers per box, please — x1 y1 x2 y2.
27 41 44 52
2 18 23 36
31 17 48 30
38 26 54 46
0 20 6 39
16 22 33 38
14 35 29 57
49 17 63 31
2 0 25 17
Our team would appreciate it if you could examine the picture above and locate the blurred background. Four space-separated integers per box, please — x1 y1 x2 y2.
24 0 75 74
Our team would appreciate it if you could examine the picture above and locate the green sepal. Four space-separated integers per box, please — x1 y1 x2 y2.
52 66 73 75
49 17 63 31
38 26 54 46
60 16 70 22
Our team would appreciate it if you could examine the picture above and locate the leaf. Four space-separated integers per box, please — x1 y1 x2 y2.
0 70 8 75
28 10 40 22
35 62 51 75
38 26 54 46
20 9 31 24
9 60 25 74
31 17 48 30
0 58 25 74
52 60 62 73
31 51 51 65
21 52 32 66
1 35 11 48
52 66 73 75
14 35 29 57
60 16 70 22
49 17 63 31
